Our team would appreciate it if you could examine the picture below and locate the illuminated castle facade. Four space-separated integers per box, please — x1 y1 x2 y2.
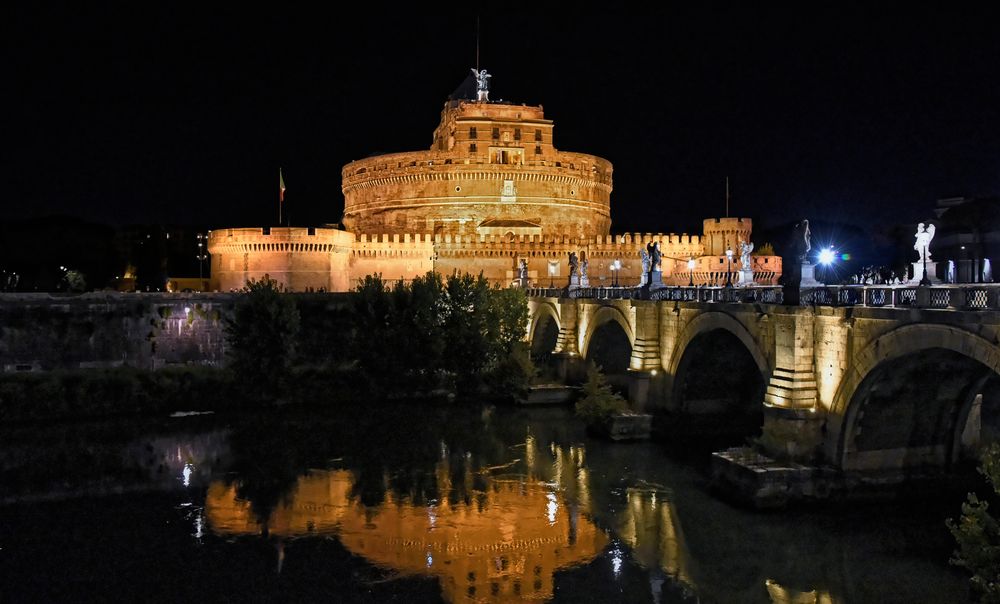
207 75 781 291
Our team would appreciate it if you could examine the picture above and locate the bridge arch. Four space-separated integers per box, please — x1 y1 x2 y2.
830 323 1000 470
667 311 770 380
528 301 561 365
527 301 560 346
580 305 635 361
664 311 771 442
580 305 635 382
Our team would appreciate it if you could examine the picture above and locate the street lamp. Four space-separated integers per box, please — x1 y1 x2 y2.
612 258 621 287
196 233 208 281
724 247 734 288
548 261 556 288
818 246 836 284
688 257 696 287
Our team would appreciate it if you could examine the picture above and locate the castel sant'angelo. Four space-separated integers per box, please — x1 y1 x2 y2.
207 71 781 291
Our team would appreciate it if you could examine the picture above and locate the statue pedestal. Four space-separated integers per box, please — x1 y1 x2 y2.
799 262 822 287
738 268 755 286
911 261 942 284
568 275 581 289
580 276 590 288
648 271 664 290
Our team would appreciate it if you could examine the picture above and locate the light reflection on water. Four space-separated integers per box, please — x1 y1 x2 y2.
204 443 608 603
1 406 971 603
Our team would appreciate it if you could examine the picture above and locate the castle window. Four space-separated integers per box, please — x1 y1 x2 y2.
535 129 542 141
535 145 541 154
492 127 499 139
469 126 477 139
514 128 521 140
469 143 477 153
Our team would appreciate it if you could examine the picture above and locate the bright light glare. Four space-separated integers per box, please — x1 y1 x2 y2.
818 248 836 265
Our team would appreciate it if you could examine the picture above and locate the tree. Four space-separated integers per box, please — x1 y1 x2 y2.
948 443 1000 602
61 269 87 292
224 276 300 402
575 364 628 429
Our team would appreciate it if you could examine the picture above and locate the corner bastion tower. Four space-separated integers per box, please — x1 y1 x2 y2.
208 72 780 291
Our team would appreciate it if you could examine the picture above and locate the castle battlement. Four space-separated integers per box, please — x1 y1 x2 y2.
207 75 781 292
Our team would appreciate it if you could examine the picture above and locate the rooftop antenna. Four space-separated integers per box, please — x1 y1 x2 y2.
476 16 480 72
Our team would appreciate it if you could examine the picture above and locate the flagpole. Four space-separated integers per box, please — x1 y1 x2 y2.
725 176 729 218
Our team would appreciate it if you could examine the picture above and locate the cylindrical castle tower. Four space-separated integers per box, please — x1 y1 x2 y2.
341 100 613 240
207 227 355 292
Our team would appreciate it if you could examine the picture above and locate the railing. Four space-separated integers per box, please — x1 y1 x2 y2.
526 284 1000 310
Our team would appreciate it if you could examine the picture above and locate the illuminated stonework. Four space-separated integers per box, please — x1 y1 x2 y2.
207 78 782 291
342 100 612 239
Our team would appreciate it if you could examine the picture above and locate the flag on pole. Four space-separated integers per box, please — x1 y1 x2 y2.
279 168 286 203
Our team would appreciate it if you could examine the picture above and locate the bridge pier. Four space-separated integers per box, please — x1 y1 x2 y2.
759 407 825 461
760 310 824 461
627 369 660 411
552 352 586 384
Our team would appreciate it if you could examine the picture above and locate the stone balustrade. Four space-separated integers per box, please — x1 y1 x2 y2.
527 284 1000 310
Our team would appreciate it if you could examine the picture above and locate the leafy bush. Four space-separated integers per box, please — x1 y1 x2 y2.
224 276 300 401
575 364 628 428
0 367 235 422
948 443 1000 602
349 271 531 398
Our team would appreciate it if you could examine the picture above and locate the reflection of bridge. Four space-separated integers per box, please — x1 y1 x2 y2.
527 284 1000 477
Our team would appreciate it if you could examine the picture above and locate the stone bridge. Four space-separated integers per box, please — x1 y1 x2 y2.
527 284 1000 478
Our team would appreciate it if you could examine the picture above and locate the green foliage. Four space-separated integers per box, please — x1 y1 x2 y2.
0 367 235 422
349 271 531 398
575 364 628 428
224 276 301 401
61 270 87 292
948 443 1000 602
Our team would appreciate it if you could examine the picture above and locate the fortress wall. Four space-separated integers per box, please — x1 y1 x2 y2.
207 224 776 292
0 293 233 371
207 228 355 292
0 293 356 372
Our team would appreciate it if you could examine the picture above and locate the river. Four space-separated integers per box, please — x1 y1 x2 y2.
1 403 973 602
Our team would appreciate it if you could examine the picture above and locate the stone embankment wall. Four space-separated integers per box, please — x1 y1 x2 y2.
0 293 235 372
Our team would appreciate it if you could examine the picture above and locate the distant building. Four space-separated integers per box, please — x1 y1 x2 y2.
207 74 781 291
932 196 998 283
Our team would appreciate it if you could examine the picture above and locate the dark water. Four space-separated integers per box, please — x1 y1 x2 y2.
0 404 974 603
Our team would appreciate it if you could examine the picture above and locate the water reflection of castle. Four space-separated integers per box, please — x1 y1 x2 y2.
202 437 836 603
204 438 607 603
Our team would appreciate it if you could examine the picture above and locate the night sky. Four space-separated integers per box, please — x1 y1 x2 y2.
5 6 1000 241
